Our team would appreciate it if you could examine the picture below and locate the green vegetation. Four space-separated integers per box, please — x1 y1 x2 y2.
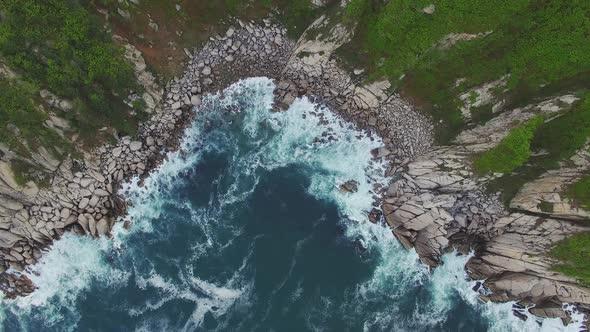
10 159 50 188
341 0 590 142
0 78 70 157
531 94 590 169
365 0 529 80
551 232 590 286
273 0 317 38
338 0 590 207
567 176 590 210
343 0 369 22
474 117 544 174
537 201 554 213
0 0 141 147
483 93 590 205
224 0 317 37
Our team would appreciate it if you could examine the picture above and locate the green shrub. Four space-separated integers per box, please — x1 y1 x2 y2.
551 232 590 286
531 94 590 168
567 176 590 210
537 201 554 213
344 0 369 23
341 1 590 143
0 0 136 111
474 116 544 174
0 0 141 147
363 0 529 79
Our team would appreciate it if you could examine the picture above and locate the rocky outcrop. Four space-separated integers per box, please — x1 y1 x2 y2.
467 213 590 321
0 19 297 297
0 36 179 295
380 91 590 321
275 11 590 322
277 15 433 160
0 9 588 325
455 94 579 153
511 141 590 220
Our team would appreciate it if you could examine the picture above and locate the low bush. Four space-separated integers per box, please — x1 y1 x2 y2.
567 176 590 210
531 94 590 168
551 232 590 286
474 116 544 174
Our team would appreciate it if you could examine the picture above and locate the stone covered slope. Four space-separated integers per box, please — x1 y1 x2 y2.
275 14 433 162
381 92 590 320
0 19 294 297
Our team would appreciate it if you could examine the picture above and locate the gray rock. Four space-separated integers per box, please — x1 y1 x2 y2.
339 180 359 193
78 197 90 210
422 4 436 14
77 214 89 233
190 95 201 106
89 195 100 207
129 141 143 151
88 215 97 237
96 219 109 236
112 147 122 158
60 208 71 219
0 231 23 248
80 177 94 188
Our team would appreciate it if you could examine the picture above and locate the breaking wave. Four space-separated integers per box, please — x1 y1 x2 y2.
0 78 584 331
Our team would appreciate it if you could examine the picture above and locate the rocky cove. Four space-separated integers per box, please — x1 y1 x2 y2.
0 9 589 329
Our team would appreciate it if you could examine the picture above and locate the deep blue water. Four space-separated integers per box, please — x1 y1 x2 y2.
0 78 580 331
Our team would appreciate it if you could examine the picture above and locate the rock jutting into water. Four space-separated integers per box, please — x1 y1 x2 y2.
0 12 588 328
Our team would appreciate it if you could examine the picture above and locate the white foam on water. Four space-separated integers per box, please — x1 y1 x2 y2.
238 95 388 222
129 270 244 332
1 77 585 331
115 77 276 243
413 252 586 331
0 233 128 330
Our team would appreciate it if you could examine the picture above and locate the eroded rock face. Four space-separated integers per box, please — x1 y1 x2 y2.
0 9 588 324
380 91 590 321
467 213 590 320
511 141 590 220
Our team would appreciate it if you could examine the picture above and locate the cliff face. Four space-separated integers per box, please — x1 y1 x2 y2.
379 88 590 322
0 0 588 324
279 13 590 322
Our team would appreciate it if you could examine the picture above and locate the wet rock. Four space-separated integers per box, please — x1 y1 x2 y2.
339 180 359 193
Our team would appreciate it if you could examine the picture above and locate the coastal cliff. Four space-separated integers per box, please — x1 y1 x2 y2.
0 0 589 325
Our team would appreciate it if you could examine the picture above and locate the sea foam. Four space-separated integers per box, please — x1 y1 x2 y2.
0 77 584 331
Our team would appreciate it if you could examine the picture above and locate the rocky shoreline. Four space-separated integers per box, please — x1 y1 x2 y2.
0 14 588 325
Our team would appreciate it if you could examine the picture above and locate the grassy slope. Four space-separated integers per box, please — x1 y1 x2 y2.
0 0 140 146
